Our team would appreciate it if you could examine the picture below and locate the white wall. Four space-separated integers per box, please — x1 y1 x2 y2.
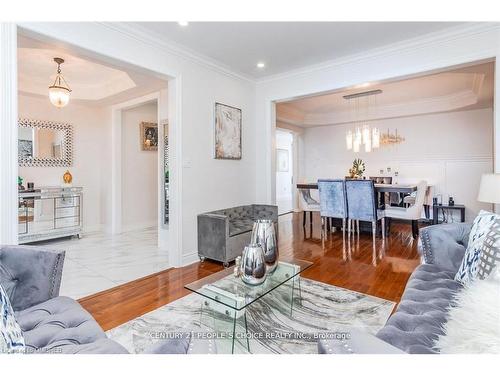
275 129 293 214
298 108 493 221
16 22 257 266
18 94 110 232
121 102 158 231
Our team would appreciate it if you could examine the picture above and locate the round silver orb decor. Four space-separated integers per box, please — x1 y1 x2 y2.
240 243 267 285
251 219 279 274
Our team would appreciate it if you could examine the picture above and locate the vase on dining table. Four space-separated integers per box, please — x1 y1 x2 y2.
250 219 279 274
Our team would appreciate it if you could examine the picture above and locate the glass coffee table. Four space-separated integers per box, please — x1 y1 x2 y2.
185 259 313 353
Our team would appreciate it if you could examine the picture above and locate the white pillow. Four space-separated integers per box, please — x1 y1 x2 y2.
0 284 25 354
435 267 500 353
455 210 500 284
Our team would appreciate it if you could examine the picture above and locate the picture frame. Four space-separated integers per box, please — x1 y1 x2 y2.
277 148 289 172
214 102 242 160
140 122 158 151
18 118 73 167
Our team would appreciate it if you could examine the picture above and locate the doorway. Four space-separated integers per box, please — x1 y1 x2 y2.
275 129 294 215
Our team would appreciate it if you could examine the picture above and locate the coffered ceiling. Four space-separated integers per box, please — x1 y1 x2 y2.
276 62 494 127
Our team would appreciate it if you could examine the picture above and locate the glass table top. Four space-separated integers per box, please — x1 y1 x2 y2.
185 259 313 311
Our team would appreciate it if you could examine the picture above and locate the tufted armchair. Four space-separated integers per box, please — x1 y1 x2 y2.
198 204 278 266
1 245 129 353
0 245 193 354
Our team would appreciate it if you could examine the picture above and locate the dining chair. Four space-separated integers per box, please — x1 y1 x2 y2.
318 179 347 246
298 188 320 226
345 179 386 247
385 180 428 238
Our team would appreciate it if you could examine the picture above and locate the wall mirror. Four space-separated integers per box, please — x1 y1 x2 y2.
18 119 73 167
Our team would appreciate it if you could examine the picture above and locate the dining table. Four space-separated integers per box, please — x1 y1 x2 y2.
296 182 418 194
297 181 431 221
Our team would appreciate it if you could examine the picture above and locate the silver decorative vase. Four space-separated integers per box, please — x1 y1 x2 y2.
240 243 267 286
251 219 279 274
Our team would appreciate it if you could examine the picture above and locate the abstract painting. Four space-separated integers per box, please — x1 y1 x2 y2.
214 102 242 160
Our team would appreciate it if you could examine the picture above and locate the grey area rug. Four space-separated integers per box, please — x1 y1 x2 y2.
107 278 395 354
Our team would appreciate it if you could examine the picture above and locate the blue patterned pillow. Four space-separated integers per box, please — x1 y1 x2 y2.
455 210 500 284
0 283 25 354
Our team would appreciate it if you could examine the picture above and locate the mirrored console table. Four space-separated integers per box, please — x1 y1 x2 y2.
18 186 83 244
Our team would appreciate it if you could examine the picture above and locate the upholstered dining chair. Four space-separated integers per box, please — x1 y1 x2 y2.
318 179 348 246
345 179 386 247
298 188 320 226
385 180 428 238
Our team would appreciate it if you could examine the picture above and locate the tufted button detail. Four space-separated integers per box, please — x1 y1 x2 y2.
376 264 462 354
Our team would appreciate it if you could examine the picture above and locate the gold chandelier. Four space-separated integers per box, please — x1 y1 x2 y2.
48 57 71 108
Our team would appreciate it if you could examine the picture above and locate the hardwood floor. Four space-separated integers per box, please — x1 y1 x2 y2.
79 212 421 331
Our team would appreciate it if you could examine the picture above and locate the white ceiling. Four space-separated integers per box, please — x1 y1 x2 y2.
132 22 467 78
277 62 494 127
17 35 168 106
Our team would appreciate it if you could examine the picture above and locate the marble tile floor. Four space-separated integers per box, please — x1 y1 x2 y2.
37 227 169 300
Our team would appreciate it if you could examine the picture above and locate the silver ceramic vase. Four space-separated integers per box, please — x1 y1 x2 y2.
240 243 267 286
251 219 279 273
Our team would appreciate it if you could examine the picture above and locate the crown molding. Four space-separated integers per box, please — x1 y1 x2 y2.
98 22 254 84
257 22 500 84
278 80 487 128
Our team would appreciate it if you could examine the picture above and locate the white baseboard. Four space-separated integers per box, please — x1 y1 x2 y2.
83 224 103 235
182 251 199 266
121 220 157 233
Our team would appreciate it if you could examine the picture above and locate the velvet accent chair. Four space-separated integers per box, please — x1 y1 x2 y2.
385 180 428 238
345 179 386 247
298 188 320 226
318 179 348 246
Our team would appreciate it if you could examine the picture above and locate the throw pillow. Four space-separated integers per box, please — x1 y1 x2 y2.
478 219 500 279
435 267 500 354
0 283 25 354
455 210 500 284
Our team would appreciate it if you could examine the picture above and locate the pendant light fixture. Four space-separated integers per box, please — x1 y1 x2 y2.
344 89 382 153
48 57 71 108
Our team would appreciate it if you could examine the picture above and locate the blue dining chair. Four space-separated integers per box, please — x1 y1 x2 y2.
345 179 386 247
318 179 348 246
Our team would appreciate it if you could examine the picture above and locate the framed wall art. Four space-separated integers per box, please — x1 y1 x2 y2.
214 102 242 160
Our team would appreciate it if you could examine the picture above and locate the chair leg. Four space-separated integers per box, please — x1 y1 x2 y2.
342 218 346 241
411 220 419 239
347 219 351 237
371 221 377 266
381 218 385 239
356 220 360 236
321 217 325 248
303 211 306 227
310 211 313 225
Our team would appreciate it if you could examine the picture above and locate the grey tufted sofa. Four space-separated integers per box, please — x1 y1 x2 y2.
319 222 471 354
0 245 190 354
198 204 278 266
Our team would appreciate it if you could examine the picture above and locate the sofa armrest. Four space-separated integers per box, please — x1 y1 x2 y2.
418 223 471 272
318 329 405 354
197 214 229 259
0 245 65 311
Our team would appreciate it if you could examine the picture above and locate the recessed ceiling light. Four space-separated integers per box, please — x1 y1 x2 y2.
257 62 265 69
178 21 189 26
